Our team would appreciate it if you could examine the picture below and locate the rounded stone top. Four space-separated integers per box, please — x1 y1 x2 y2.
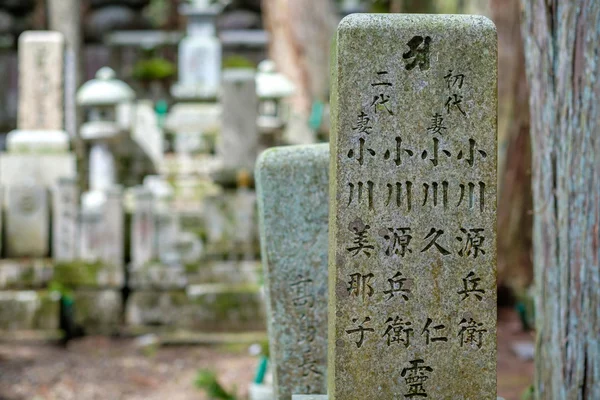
256 60 295 99
77 67 135 106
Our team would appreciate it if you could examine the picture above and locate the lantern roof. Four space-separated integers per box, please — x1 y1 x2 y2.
77 67 135 107
256 60 295 99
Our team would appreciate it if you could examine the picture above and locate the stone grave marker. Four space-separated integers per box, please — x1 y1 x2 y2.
5 185 49 257
103 186 125 268
256 144 329 399
18 31 65 131
329 14 497 399
131 187 156 267
218 69 259 171
52 177 79 262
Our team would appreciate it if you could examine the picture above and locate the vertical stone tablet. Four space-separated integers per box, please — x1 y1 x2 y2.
131 188 156 267
6 185 49 257
256 144 329 399
18 31 65 131
218 69 259 170
52 177 79 262
103 186 124 268
329 15 497 399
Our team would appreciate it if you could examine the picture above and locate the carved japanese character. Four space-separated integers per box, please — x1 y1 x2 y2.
444 69 465 90
384 137 414 166
421 181 448 208
381 228 413 257
385 181 413 211
346 220 374 257
403 36 432 71
421 318 448 345
445 93 466 116
383 272 411 301
427 113 447 135
347 272 375 300
421 228 451 255
456 228 486 258
401 359 433 398
345 317 375 348
421 138 451 167
457 271 486 301
382 316 413 347
290 275 314 307
351 111 373 135
458 318 488 349
348 138 376 165
347 181 374 210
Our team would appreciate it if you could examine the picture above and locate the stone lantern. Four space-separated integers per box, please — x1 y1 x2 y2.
77 67 135 192
172 0 223 100
256 60 295 135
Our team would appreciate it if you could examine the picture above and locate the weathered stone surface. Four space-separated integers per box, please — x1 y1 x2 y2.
0 259 54 289
292 396 328 400
125 285 265 332
329 15 497 399
0 291 59 330
54 261 124 288
52 178 79 262
217 69 259 171
18 31 64 131
5 185 49 257
72 290 122 335
0 154 77 187
256 144 329 399
187 260 261 285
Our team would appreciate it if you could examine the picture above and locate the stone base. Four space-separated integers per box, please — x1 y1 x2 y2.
73 289 122 335
187 260 261 285
0 153 76 187
0 259 54 289
54 261 124 288
0 291 59 331
125 284 265 332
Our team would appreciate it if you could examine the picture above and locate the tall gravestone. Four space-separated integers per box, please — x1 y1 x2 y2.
52 177 79 261
256 144 329 399
18 31 64 130
329 15 497 399
218 69 259 171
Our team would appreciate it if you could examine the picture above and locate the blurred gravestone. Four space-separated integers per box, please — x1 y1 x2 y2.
256 144 329 399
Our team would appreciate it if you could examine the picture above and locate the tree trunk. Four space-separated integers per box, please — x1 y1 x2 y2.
492 0 532 292
261 0 337 116
521 1 600 398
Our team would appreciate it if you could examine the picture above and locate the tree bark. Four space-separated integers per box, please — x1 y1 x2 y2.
521 1 600 398
492 0 532 292
261 0 337 116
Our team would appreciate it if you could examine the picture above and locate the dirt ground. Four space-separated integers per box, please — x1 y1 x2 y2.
0 307 533 400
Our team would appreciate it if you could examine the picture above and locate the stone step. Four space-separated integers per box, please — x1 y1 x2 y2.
0 290 59 331
125 284 265 332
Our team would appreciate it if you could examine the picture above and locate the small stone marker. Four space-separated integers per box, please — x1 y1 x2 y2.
131 187 156 267
256 144 329 399
218 69 259 170
103 186 125 268
52 178 79 262
18 31 65 131
329 15 497 399
5 185 49 257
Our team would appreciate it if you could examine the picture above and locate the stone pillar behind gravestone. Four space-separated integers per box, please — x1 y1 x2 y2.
47 0 82 141
6 185 49 258
256 144 329 399
218 69 259 171
52 178 79 262
103 186 124 269
329 15 497 399
18 31 64 131
131 187 156 267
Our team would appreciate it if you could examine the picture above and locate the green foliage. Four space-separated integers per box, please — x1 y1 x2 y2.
194 370 237 400
222 55 256 70
521 385 534 400
370 0 390 13
132 58 177 81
